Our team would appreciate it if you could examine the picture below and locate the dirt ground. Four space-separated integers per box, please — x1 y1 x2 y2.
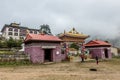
0 59 120 80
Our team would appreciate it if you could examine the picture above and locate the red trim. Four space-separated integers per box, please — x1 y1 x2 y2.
85 40 111 47
24 33 62 42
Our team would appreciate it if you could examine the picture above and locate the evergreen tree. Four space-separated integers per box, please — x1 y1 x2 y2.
39 24 52 35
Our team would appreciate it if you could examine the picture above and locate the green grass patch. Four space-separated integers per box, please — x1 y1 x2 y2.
0 60 32 67
0 50 14 54
113 56 120 59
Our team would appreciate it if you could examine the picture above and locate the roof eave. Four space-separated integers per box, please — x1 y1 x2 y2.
59 34 89 39
24 39 63 43
85 45 111 47
1 24 7 32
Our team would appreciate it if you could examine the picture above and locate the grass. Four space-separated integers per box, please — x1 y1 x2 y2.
0 50 14 54
0 57 119 67
0 60 32 67
0 57 120 80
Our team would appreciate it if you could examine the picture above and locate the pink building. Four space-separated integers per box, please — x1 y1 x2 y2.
85 40 112 59
24 33 63 63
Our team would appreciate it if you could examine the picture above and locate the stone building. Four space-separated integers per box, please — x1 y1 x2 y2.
85 39 112 59
24 33 63 63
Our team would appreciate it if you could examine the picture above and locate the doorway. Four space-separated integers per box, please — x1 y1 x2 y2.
44 49 53 62
104 49 108 58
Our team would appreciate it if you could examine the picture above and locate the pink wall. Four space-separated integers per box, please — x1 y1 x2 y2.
88 47 112 59
25 42 64 63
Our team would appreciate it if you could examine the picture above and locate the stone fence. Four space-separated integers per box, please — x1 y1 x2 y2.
0 54 30 62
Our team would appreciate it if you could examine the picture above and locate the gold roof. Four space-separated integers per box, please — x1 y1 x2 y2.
59 28 89 38
10 23 20 27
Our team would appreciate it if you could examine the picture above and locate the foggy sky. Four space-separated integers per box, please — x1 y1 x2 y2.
0 0 120 39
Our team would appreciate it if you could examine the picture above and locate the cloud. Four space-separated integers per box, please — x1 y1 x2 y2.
0 0 120 38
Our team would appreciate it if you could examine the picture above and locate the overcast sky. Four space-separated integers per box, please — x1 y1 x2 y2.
0 0 120 39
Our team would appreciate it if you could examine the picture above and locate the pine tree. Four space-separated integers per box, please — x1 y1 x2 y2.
39 24 52 35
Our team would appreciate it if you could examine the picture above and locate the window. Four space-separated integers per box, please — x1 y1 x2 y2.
34 31 37 34
8 28 13 31
14 28 18 32
20 29 26 32
14 33 18 36
30 30 33 33
20 33 26 36
8 32 13 35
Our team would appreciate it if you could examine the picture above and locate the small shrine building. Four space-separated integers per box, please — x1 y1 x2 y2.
85 39 112 59
24 33 62 63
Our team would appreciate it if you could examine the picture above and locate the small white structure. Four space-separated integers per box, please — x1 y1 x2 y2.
19 43 25 51
111 47 118 56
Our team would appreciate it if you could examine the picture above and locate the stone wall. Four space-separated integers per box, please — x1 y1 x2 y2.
25 42 63 63
87 47 112 59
